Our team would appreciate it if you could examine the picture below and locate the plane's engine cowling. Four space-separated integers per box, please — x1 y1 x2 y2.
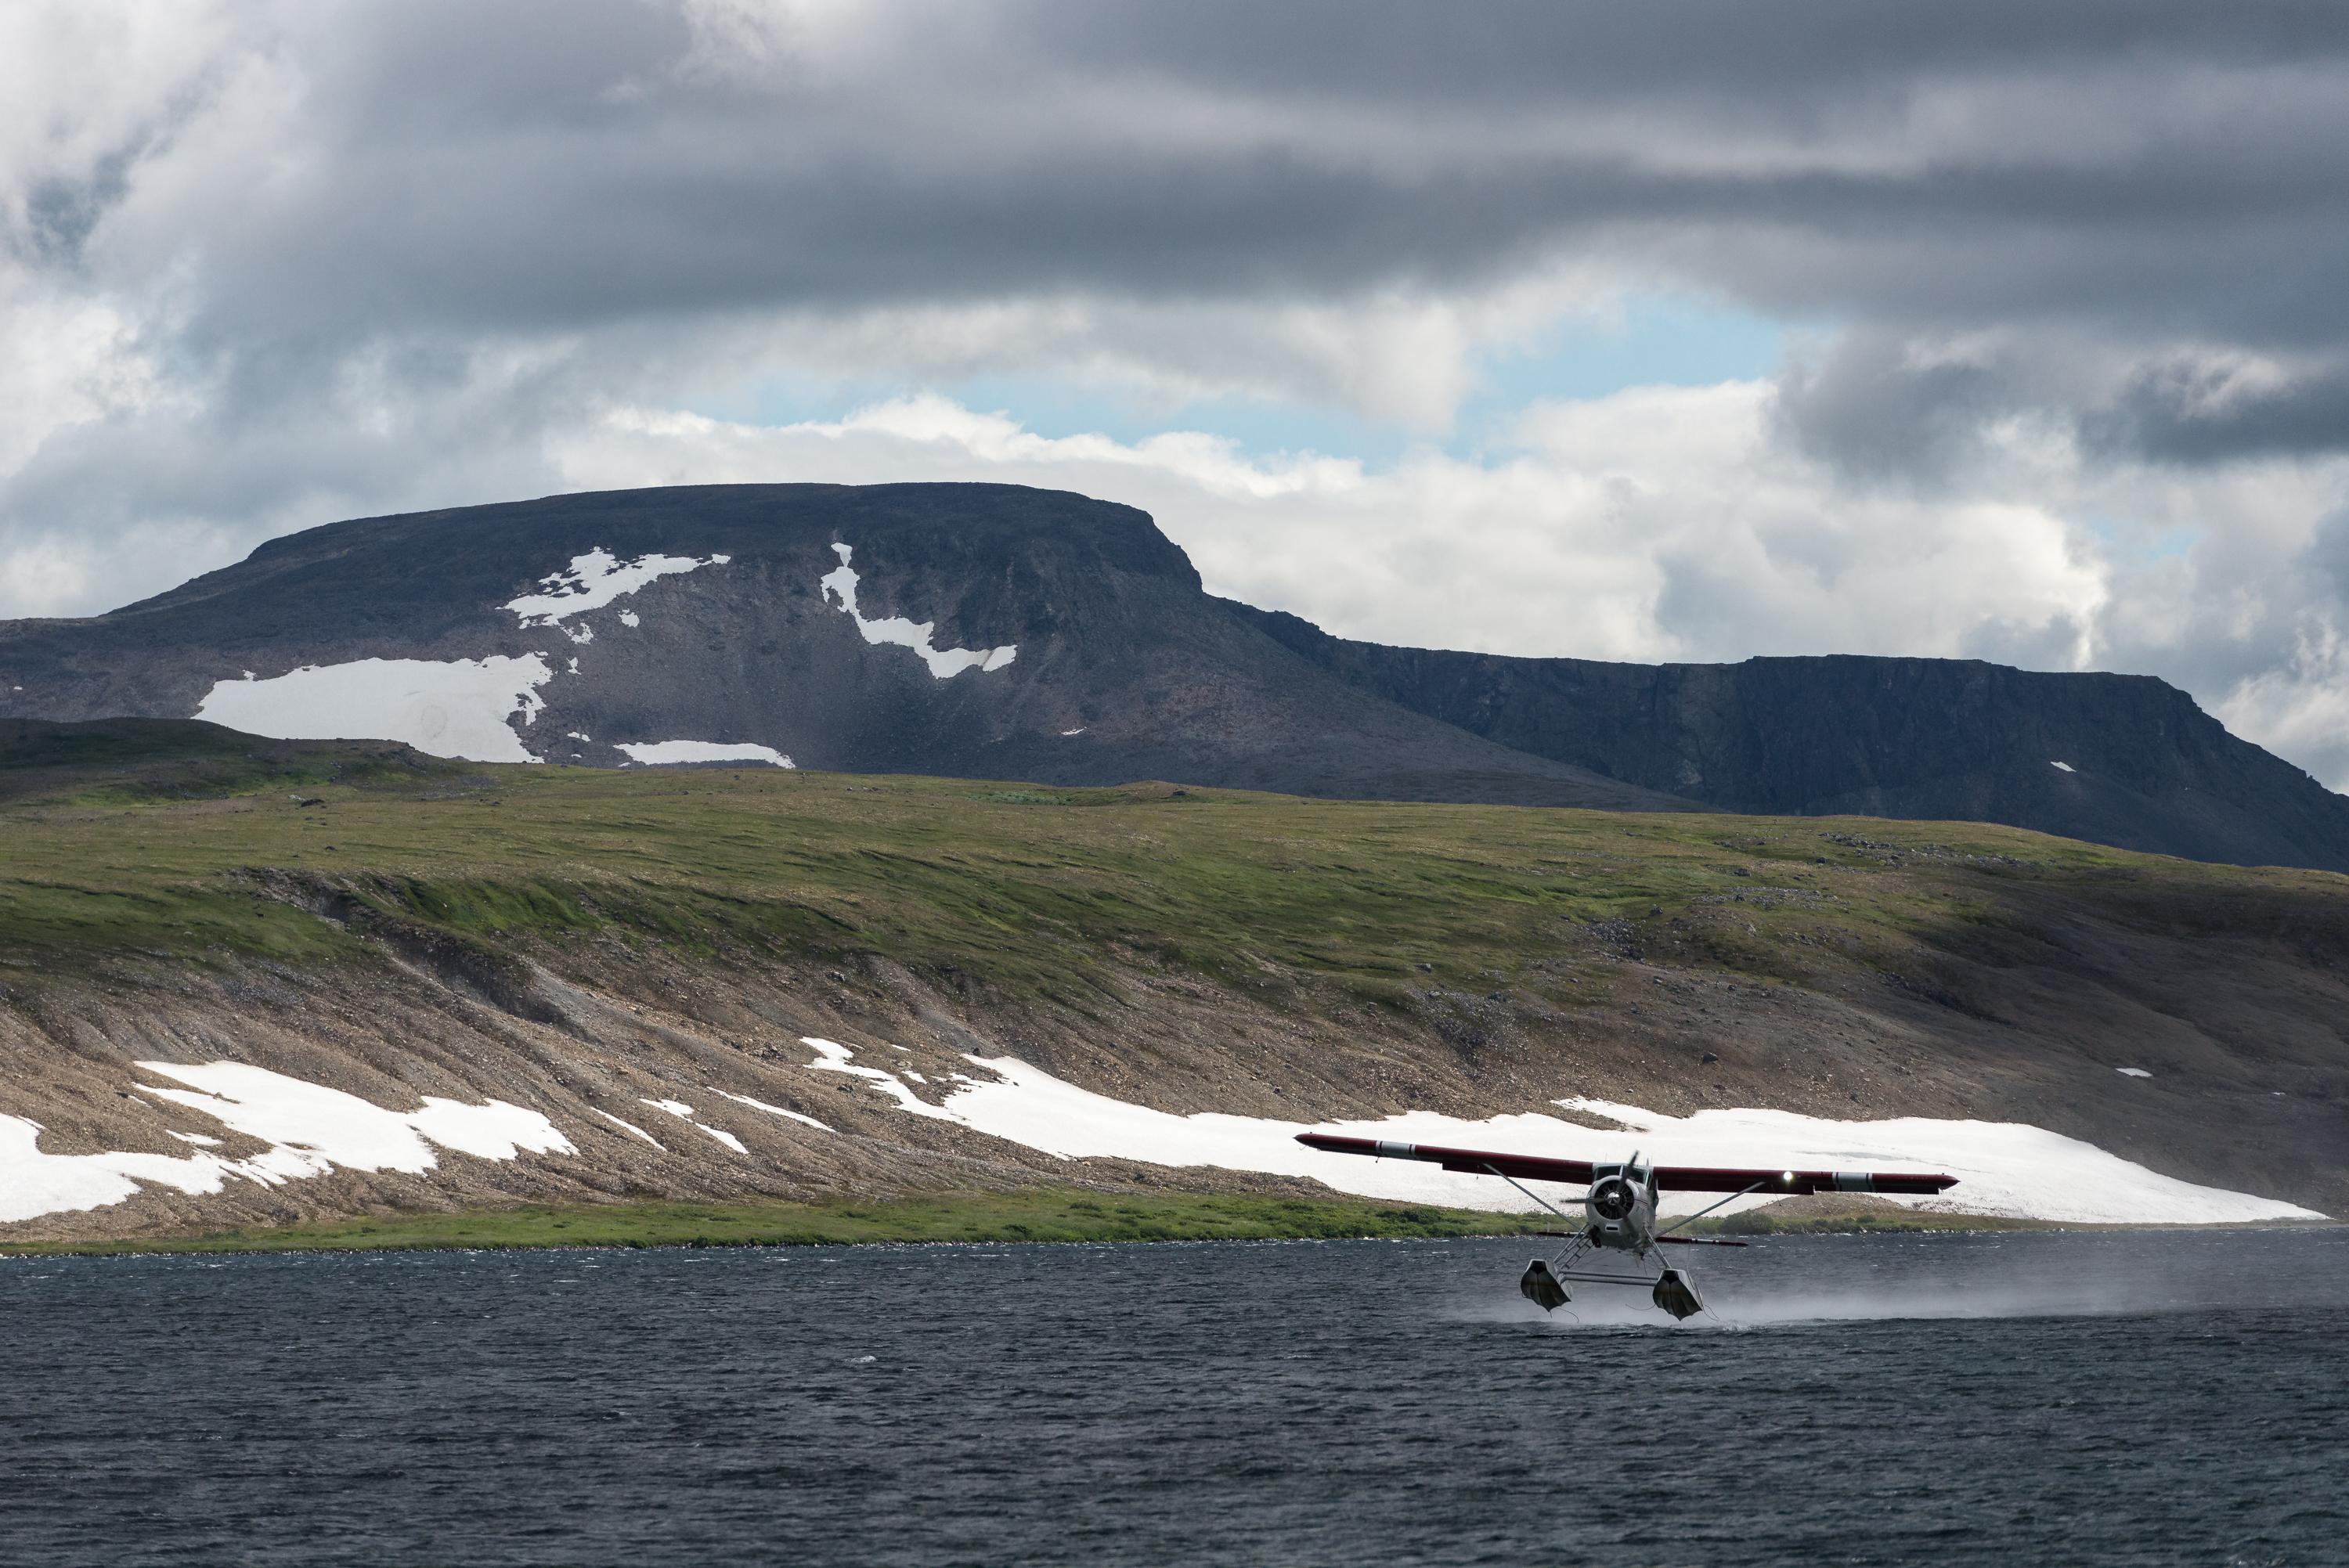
1582 1172 1654 1249
1587 1175 1637 1221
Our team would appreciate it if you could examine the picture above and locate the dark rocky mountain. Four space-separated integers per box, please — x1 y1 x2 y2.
4 481 2345 871
0 484 1676 813
1237 607 2349 874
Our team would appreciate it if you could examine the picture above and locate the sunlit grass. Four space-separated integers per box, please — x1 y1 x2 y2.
0 1188 1539 1256
4 755 2331 1012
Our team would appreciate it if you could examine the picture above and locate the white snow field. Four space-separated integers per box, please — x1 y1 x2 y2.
614 741 794 767
820 542 1018 678
194 654 555 762
504 548 730 627
186 547 742 764
9 1044 2316 1230
2 1061 574 1224
789 1040 2325 1226
802 1036 962 1120
1546 1098 2322 1224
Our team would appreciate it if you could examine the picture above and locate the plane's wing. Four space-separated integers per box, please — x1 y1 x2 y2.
1294 1132 1958 1195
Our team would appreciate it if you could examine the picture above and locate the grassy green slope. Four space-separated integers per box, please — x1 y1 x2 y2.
4 748 2340 1010
0 716 461 806
7 726 2347 1242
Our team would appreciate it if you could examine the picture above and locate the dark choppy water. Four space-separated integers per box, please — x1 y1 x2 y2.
3 1227 2344 1566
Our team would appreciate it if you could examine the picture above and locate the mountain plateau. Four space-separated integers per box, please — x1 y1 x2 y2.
5 482 2344 871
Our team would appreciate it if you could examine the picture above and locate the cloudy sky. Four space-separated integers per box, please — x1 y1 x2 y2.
7 2 2349 784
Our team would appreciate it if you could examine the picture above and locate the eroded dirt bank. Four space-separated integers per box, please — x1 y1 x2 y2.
5 875 2343 1241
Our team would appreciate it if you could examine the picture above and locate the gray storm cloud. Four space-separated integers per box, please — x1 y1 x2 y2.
2 0 2347 783
19 2 2349 362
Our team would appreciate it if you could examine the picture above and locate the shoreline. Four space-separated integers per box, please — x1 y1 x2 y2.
0 1190 1532 1258
6 1188 2327 1259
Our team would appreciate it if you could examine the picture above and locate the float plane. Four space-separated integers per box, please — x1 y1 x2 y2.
1295 1133 1959 1320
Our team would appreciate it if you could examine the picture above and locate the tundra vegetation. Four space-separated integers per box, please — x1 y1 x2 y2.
9 718 2311 994
0 1190 1540 1256
2 719 2342 1249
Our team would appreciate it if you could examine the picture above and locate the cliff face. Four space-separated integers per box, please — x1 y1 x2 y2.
1238 607 2349 874
5 480 2346 869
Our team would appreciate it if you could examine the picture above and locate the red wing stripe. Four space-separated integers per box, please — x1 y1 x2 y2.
1294 1133 1594 1186
1292 1133 1957 1195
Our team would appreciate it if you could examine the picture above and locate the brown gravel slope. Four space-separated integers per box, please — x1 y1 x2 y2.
2 748 2344 1240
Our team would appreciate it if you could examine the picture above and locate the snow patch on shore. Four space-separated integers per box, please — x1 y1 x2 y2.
938 1056 1593 1211
800 1037 960 1120
1553 1098 2322 1225
820 542 1016 679
615 741 793 768
0 1116 289 1224
135 1062 570 1169
823 1052 2321 1226
11 1046 2312 1231
194 654 555 762
1 1062 574 1224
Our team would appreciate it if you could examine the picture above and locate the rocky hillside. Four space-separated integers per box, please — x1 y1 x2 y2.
2 726 2341 1242
4 481 2345 869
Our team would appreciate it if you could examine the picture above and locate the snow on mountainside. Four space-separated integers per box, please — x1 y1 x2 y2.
0 483 1682 813
820 542 1018 678
4 481 2348 869
196 653 561 763
189 547 766 765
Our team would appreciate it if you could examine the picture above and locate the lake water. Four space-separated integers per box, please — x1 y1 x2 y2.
4 1227 2343 1566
